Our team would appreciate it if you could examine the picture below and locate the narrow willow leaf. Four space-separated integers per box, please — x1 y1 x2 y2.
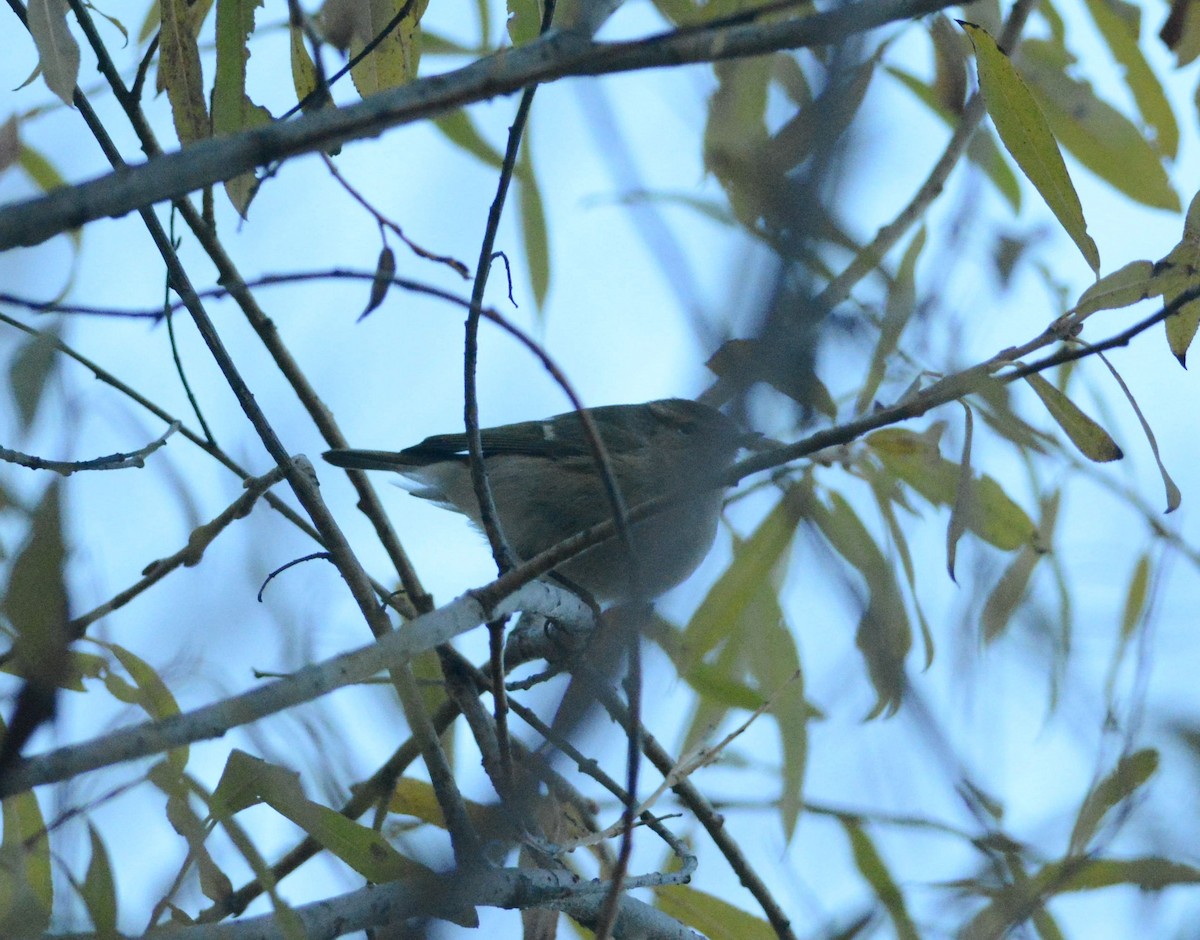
1120 554 1150 642
1094 350 1180 511
159 0 210 145
28 0 80 106
0 791 51 934
213 0 271 215
93 640 187 771
10 329 59 430
841 819 920 940
360 246 396 319
946 403 974 582
1020 40 1178 212
961 22 1100 272
288 20 324 111
1069 749 1158 855
655 885 777 940
805 489 911 716
981 545 1040 643
856 227 926 415
1024 374 1123 462
705 56 772 224
434 110 503 169
1072 260 1155 317
1083 0 1178 158
930 14 967 113
80 824 117 939
518 146 550 311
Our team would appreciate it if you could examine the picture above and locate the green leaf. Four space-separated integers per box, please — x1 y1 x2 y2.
506 0 541 44
287 20 324 112
804 488 911 716
0 792 51 937
3 484 69 688
210 751 446 888
981 545 1040 643
1119 554 1150 643
92 640 186 771
80 824 117 939
961 22 1100 272
213 0 272 216
856 227 926 414
1024 374 1123 462
348 0 430 97
1020 40 1178 212
655 884 777 940
946 403 974 581
1069 749 1158 855
159 0 210 145
705 56 772 224
9 328 59 431
841 819 919 940
867 427 1035 550
1072 260 1156 317
433 110 503 169
27 0 80 106
1082 0 1178 159
517 145 549 311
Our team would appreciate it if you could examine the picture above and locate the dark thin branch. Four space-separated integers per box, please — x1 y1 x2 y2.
0 0 956 250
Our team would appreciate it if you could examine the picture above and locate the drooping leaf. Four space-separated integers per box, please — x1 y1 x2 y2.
27 0 80 106
1069 749 1158 855
9 328 59 431
704 56 772 225
347 0 430 97
946 402 974 582
92 640 187 772
856 227 926 414
0 790 51 936
981 544 1041 643
80 824 117 939
1082 0 1178 159
1024 374 1123 462
159 0 210 145
841 818 919 940
518 145 550 311
1119 553 1150 643
361 245 396 319
961 22 1100 272
213 0 272 216
1020 40 1178 212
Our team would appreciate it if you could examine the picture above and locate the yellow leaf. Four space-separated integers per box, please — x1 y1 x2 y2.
1024 374 1123 462
159 0 210 145
961 22 1100 272
27 0 79 106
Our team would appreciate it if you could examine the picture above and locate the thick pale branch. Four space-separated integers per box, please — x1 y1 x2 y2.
0 0 955 250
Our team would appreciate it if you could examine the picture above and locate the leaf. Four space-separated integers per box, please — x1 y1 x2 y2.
961 22 1100 272
27 0 80 106
0 791 51 936
655 885 777 940
507 0 542 44
3 484 69 691
434 110 504 169
867 427 1035 550
805 489 911 716
946 403 973 581
92 640 187 771
0 116 19 176
1082 0 1178 159
210 752 451 891
288 20 328 112
841 819 919 940
856 227 926 414
1119 554 1150 643
518 146 549 311
80 824 117 939
981 544 1040 643
1024 374 1123 462
1069 749 1158 855
1093 350 1180 511
1072 260 1156 317
1020 40 1178 212
159 0 210 146
347 0 431 97
360 246 396 319
213 0 272 216
9 328 59 431
704 56 772 224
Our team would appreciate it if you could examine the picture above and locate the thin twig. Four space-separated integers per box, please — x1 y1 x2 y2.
0 420 180 476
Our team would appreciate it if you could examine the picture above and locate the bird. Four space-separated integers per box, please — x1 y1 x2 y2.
323 398 758 604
